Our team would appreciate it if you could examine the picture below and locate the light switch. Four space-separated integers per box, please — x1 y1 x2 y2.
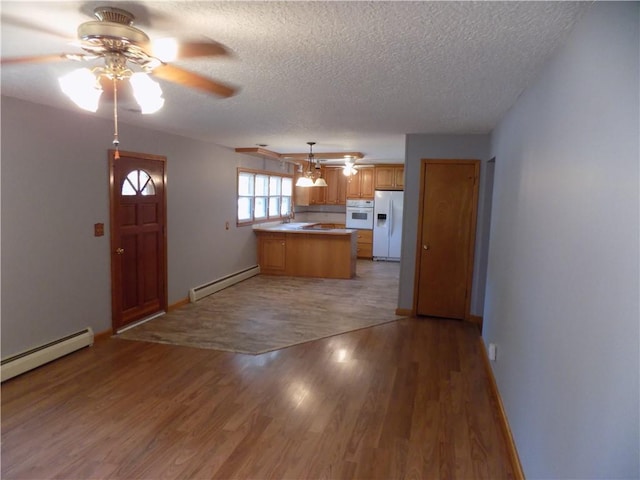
94 223 104 237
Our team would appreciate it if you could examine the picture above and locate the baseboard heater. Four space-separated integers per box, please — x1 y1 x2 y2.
1 327 94 382
189 265 260 302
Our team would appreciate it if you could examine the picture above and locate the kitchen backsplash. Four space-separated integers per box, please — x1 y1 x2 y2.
294 211 347 225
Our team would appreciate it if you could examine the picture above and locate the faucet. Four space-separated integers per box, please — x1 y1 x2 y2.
282 212 292 223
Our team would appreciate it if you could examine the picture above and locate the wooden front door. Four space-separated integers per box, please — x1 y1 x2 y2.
109 150 167 331
415 160 480 320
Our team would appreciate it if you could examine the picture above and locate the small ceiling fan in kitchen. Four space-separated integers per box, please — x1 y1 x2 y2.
1 5 238 156
341 156 359 177
313 154 360 177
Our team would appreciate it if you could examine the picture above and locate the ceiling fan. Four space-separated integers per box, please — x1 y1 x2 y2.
341 156 359 177
1 6 237 98
1 5 238 154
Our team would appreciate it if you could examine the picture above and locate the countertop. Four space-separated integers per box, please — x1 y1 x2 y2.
253 222 356 236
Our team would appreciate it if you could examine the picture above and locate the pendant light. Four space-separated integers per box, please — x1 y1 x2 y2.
295 142 328 187
314 176 328 187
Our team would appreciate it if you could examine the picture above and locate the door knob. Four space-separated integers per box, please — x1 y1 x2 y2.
423 244 430 250
116 248 125 255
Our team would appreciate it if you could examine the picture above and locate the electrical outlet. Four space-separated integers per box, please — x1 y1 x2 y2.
225 221 230 230
488 343 497 361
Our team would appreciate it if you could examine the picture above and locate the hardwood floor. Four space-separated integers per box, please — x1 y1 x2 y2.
1 317 515 479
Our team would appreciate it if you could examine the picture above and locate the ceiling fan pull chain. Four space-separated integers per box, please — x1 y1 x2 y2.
112 77 120 159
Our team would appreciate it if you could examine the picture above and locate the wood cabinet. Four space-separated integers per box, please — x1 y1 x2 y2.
314 223 345 229
256 230 356 279
346 167 374 199
374 165 405 190
296 166 377 204
295 177 326 206
295 167 344 206
323 167 348 205
258 233 286 271
310 184 326 204
294 173 310 206
355 229 373 259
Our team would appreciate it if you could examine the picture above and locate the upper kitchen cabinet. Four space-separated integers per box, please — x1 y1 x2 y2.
324 167 348 205
295 181 325 205
346 167 374 199
294 171 309 206
311 182 326 204
374 165 405 190
295 167 346 206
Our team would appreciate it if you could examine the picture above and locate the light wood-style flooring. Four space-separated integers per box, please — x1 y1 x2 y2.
1 262 515 479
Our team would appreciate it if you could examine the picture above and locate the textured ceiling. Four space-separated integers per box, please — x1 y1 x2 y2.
0 1 589 162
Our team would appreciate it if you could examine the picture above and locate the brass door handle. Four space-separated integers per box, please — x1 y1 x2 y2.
423 244 430 250
116 248 125 255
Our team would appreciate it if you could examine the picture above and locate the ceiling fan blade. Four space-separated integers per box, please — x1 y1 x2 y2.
151 64 237 98
149 38 231 61
176 40 230 59
0 53 69 65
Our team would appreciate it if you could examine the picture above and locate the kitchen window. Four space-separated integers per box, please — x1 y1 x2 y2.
237 169 293 226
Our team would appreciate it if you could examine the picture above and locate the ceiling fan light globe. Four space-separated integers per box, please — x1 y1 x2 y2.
151 38 179 62
58 68 102 112
138 96 165 114
130 72 165 114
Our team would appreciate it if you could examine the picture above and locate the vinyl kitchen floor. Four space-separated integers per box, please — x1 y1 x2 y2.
118 260 407 354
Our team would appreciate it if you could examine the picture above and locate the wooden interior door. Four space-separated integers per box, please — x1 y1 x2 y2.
110 150 167 331
415 160 480 320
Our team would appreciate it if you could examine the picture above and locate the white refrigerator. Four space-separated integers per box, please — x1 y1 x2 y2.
373 190 404 261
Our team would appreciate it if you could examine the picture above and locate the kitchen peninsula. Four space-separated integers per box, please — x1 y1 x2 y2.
253 223 357 279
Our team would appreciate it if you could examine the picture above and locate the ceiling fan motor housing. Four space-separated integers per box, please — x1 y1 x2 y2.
93 7 135 25
78 7 149 50
78 22 149 47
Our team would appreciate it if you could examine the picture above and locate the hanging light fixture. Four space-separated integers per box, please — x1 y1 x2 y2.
314 159 328 187
295 142 328 187
314 176 328 187
59 52 164 158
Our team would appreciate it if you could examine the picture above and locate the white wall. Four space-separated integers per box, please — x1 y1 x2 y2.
399 134 491 315
483 2 639 478
1 97 284 357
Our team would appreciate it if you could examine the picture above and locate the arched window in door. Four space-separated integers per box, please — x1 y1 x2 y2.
122 169 156 196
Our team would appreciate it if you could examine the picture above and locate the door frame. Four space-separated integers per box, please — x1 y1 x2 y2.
412 159 480 321
109 149 168 332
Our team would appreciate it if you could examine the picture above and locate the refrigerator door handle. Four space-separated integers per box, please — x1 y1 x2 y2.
389 200 393 236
